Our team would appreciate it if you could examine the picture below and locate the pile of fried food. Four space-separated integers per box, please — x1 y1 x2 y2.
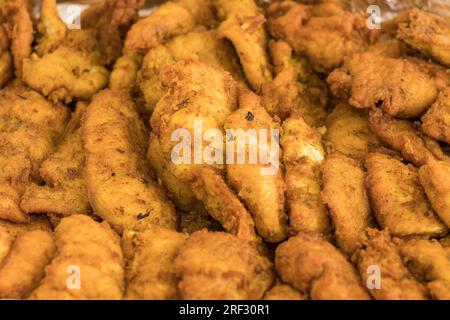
0 0 449 300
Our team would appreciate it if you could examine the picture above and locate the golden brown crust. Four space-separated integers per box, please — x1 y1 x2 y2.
422 88 450 145
263 281 305 300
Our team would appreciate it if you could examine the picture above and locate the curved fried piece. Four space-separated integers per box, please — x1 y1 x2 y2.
422 88 450 145
216 0 272 92
357 229 429 300
124 0 216 53
407 57 450 91
175 230 274 299
399 238 450 300
30 215 125 300
324 102 380 160
21 103 89 217
419 158 450 228
322 152 373 256
0 215 52 238
2 0 33 78
327 52 437 118
397 9 450 67
123 227 187 300
368 108 448 167
109 51 143 93
263 281 305 300
35 0 67 56
275 233 370 300
0 25 13 88
280 115 330 234
0 230 55 299
83 90 177 234
225 90 287 243
267 1 376 73
365 152 447 237
0 86 69 223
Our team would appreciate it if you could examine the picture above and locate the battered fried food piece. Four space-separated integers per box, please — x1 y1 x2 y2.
0 25 13 88
35 0 67 56
175 230 274 299
327 52 437 118
407 57 450 91
0 230 55 299
21 103 89 217
0 226 12 264
179 202 223 234
323 102 380 160
263 281 305 300
2 0 33 78
368 108 448 167
83 90 177 234
357 229 428 300
124 0 216 53
419 158 450 228
322 153 373 256
397 9 450 67
225 90 287 243
399 238 450 300
365 152 447 237
109 51 143 93
0 216 52 238
422 89 450 145
0 86 69 223
275 233 370 300
30 215 125 300
216 0 272 92
123 227 187 300
267 1 376 73
280 116 330 234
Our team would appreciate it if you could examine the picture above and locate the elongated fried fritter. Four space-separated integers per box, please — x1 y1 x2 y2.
263 281 305 300
357 229 428 300
35 0 67 56
275 233 370 300
365 152 447 237
322 153 373 256
175 230 274 299
323 102 380 160
422 88 450 145
225 90 287 243
280 115 330 234
399 238 450 300
109 51 143 93
83 90 177 234
0 86 69 223
368 108 448 167
327 52 437 118
123 227 187 300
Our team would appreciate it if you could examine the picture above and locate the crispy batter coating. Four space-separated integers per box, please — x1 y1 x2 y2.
179 202 223 234
123 227 188 300
21 103 89 217
327 52 438 118
419 159 450 228
275 233 370 300
225 90 287 243
422 88 450 145
216 0 272 92
263 281 305 300
399 238 450 300
280 116 330 234
0 229 55 299
30 215 125 300
0 86 69 223
109 51 143 93
322 153 373 256
365 152 447 237
175 230 274 299
397 8 450 67
0 216 52 238
368 108 448 167
0 25 13 88
35 0 67 56
323 102 381 160
267 1 376 73
357 229 429 300
0 226 11 263
83 90 177 234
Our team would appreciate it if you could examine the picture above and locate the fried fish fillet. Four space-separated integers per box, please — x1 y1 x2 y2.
123 227 188 300
280 115 330 234
322 152 373 256
399 238 450 300
0 86 69 223
263 281 305 300
0 229 55 299
275 233 370 300
422 88 450 145
175 230 274 299
323 102 381 160
225 90 287 243
83 90 177 234
30 215 125 300
357 229 428 300
365 152 447 237
327 52 437 118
